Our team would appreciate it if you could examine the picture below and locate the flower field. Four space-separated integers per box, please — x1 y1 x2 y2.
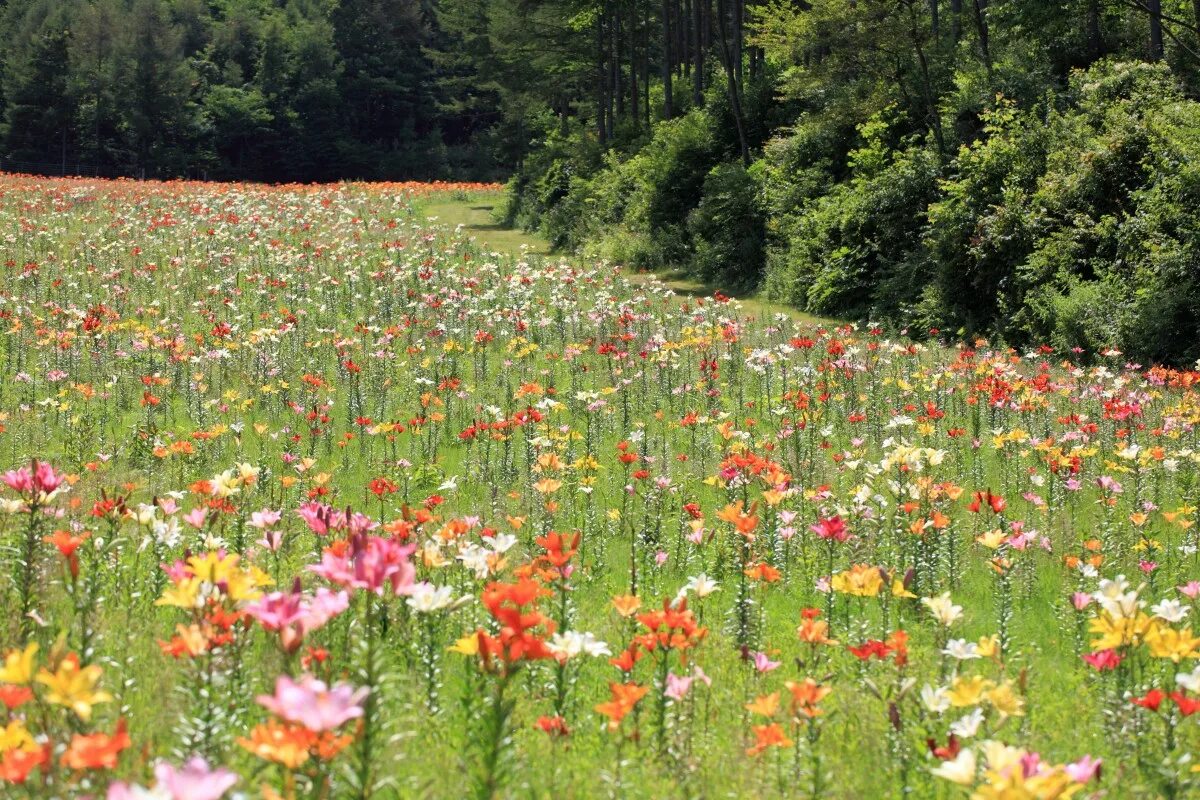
2 174 1200 799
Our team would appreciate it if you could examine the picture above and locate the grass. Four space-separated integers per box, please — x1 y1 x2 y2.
419 191 842 327
420 194 553 257
0 175 1195 799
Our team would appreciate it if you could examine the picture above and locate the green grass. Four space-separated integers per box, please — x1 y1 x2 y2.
0 176 1194 799
420 194 553 257
419 191 842 327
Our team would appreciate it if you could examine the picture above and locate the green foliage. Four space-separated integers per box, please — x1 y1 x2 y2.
763 115 941 320
688 161 765 287
0 0 501 180
926 61 1200 363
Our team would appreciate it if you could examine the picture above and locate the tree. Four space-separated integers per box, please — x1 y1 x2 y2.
119 0 199 175
3 1 77 170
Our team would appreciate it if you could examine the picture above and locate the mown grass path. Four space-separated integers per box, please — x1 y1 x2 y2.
419 191 840 326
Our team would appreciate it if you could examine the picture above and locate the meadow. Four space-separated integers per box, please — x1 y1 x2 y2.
0 174 1197 799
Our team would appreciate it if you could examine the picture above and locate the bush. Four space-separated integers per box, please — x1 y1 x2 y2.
927 60 1200 363
763 113 941 320
688 161 766 287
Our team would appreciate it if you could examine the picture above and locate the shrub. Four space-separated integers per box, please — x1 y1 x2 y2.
688 161 766 287
763 114 941 320
928 60 1200 363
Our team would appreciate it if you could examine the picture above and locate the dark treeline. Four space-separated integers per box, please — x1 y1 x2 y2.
4 0 1200 362
0 0 506 180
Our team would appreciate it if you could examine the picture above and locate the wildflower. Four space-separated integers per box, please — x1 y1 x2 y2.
681 573 719 599
535 715 570 737
746 723 793 756
60 719 131 770
922 592 964 626
949 708 985 738
244 585 349 650
831 564 884 597
1131 689 1166 711
238 721 317 769
927 735 962 761
0 686 32 710
931 747 977 784
985 682 1025 717
44 530 91 578
475 579 555 668
153 757 239 800
942 639 980 660
1082 649 1123 671
745 692 780 717
535 531 580 570
967 491 1006 514
1177 665 1200 693
0 745 49 784
946 675 993 707
309 534 416 596
3 460 67 504
0 644 37 685
36 655 111 721
1152 598 1189 623
256 674 368 732
0 719 36 754
611 594 641 617
1171 692 1200 716
810 515 849 542
595 682 649 731
784 678 831 718
797 609 838 645
744 562 782 582
406 582 456 613
1145 625 1200 662
751 651 781 672
921 685 952 714
1064 755 1102 784
546 631 611 660
716 501 759 539
248 509 282 529
664 672 693 701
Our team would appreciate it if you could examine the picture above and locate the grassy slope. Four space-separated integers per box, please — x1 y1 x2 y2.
419 192 842 327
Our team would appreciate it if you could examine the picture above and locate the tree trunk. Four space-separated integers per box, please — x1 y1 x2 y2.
733 0 743 85
715 0 749 164
972 0 991 73
630 6 640 128
1085 0 1103 62
662 0 674 119
597 15 608 143
694 0 705 103
645 2 652 124
1147 0 1164 59
907 0 945 156
615 7 625 117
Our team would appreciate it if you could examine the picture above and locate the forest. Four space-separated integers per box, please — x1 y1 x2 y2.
2 0 1199 362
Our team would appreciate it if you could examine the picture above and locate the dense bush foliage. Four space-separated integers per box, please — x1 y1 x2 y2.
926 61 1200 364
503 0 1200 365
